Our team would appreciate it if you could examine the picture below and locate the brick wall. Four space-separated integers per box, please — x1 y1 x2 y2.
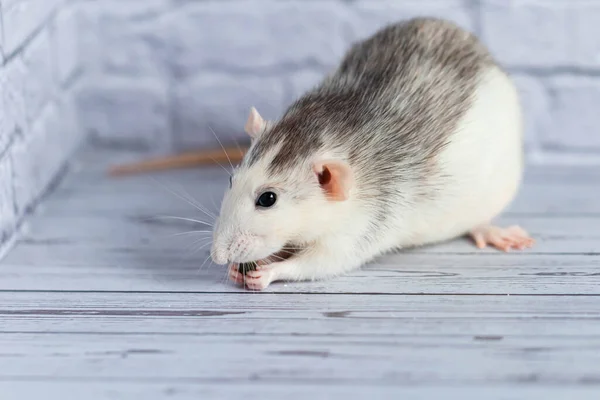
0 0 83 252
77 0 600 164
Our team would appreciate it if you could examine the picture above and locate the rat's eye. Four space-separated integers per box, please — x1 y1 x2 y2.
229 176 232 188
256 191 277 208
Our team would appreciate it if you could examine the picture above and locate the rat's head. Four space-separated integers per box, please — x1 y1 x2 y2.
210 107 354 265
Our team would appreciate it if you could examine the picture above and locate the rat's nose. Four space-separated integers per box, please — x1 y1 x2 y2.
210 245 229 265
211 251 228 265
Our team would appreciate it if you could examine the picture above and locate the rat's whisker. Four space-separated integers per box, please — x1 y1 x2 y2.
151 178 216 220
152 215 214 227
173 189 217 221
207 154 232 177
150 177 217 220
186 244 213 271
279 247 302 254
251 261 261 293
174 183 218 220
185 238 212 259
209 125 235 172
198 248 215 271
168 236 212 270
267 254 292 264
166 230 213 238
222 128 248 166
183 235 212 251
192 237 212 252
221 263 237 287
232 137 244 158
209 191 221 215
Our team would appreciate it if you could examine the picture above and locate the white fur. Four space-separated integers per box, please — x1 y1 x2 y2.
396 66 523 248
278 68 523 283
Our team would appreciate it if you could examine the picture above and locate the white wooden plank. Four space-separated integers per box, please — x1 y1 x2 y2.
1 252 599 293
2 382 599 400
7 313 600 337
1 332 600 385
2 293 600 336
2 290 598 311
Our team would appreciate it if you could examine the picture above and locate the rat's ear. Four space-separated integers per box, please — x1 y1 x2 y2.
312 160 354 201
244 107 270 139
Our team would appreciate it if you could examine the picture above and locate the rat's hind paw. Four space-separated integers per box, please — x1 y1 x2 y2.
469 225 534 252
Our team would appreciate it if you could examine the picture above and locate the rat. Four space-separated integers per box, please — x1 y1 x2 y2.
211 17 534 290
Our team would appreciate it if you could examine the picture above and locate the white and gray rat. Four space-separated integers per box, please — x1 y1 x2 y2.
211 17 534 290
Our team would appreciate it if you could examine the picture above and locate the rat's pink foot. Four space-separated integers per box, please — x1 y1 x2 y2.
242 265 277 291
469 225 534 252
228 263 276 290
228 264 245 285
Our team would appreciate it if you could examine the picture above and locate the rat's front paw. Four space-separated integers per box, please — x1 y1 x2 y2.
228 263 276 290
243 266 276 291
228 263 245 285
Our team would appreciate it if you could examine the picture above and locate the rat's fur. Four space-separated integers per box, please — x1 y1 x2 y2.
211 17 531 290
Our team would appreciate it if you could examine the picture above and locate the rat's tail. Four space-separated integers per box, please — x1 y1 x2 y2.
108 146 248 177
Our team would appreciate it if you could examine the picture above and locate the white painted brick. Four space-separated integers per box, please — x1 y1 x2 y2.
0 69 15 155
0 57 28 142
20 28 55 123
173 74 287 149
84 0 170 77
11 106 57 213
481 0 600 68
0 0 86 251
0 8 4 64
571 3 600 67
3 0 60 56
0 156 16 244
167 1 353 76
98 22 168 78
52 4 81 85
3 0 29 7
76 78 170 151
11 98 80 213
543 77 600 150
0 125 10 159
481 0 566 68
76 2 102 74
511 75 550 151
85 0 169 18
351 0 474 40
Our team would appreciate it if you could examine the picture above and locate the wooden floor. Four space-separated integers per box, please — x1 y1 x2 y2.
1 146 600 399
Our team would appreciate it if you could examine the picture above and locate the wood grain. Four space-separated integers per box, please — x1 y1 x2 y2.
1 252 599 294
2 383 598 400
2 293 600 336
2 333 600 384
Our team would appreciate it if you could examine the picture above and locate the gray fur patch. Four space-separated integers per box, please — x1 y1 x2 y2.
246 17 496 217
